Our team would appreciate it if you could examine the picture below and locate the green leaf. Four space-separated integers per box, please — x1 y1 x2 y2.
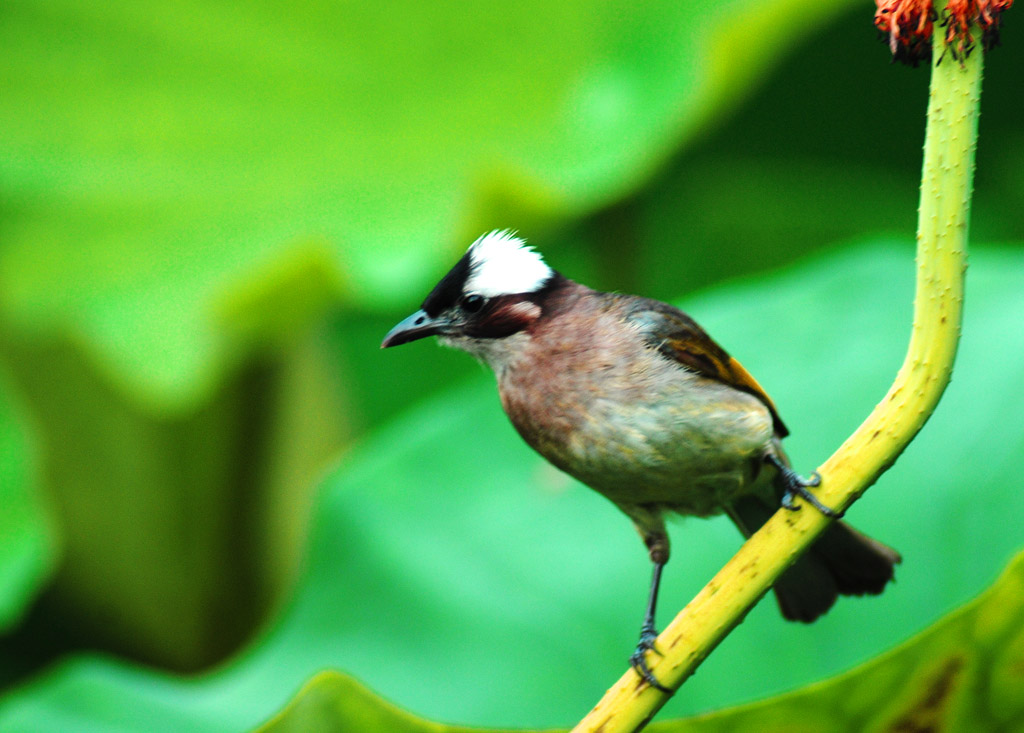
0 0 857 409
257 671 512 733
259 548 1024 732
0 0 868 670
0 376 55 633
0 248 348 669
1 239 1022 730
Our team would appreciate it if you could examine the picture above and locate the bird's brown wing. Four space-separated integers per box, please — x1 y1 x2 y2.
626 300 789 438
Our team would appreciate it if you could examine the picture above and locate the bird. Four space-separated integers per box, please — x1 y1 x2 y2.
381 230 901 691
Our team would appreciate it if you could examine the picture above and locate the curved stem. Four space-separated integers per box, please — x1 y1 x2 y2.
573 25 983 733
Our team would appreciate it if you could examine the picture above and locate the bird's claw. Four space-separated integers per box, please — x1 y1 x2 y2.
763 453 842 518
779 469 843 519
629 627 671 693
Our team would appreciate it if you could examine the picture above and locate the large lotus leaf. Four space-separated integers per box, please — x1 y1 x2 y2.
1 0 862 678
0 376 55 634
261 547 1024 731
0 0 859 410
0 239 1021 730
0 245 348 670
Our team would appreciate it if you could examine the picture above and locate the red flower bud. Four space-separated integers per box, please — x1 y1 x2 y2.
875 0 936 65
945 0 1014 59
874 0 1014 65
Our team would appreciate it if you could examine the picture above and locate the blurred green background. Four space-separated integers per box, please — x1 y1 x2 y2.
2 0 1024 730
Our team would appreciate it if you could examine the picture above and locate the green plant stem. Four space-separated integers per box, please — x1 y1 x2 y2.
573 23 984 733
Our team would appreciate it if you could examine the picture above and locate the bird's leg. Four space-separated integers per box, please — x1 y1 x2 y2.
765 453 843 519
629 560 671 693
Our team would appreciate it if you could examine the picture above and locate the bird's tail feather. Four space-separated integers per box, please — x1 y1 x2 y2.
727 495 901 623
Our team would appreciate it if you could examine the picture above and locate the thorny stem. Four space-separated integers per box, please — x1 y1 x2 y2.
573 5 985 731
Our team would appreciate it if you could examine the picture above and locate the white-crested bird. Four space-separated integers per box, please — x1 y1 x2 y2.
382 230 900 690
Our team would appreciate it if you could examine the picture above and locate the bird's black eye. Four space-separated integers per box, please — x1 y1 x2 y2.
460 293 485 313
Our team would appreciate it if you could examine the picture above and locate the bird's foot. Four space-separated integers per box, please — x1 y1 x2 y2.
775 463 844 519
629 625 671 693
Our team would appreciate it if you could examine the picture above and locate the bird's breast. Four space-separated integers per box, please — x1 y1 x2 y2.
499 345 775 516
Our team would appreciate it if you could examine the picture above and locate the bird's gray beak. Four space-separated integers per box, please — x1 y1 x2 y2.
381 309 451 348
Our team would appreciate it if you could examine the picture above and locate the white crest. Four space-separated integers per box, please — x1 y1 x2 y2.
465 230 553 297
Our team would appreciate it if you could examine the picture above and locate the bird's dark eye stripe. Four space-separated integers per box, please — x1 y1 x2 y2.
461 293 485 313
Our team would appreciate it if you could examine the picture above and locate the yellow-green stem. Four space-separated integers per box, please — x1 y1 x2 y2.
573 27 983 733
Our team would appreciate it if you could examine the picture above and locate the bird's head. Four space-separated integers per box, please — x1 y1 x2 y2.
382 230 562 358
